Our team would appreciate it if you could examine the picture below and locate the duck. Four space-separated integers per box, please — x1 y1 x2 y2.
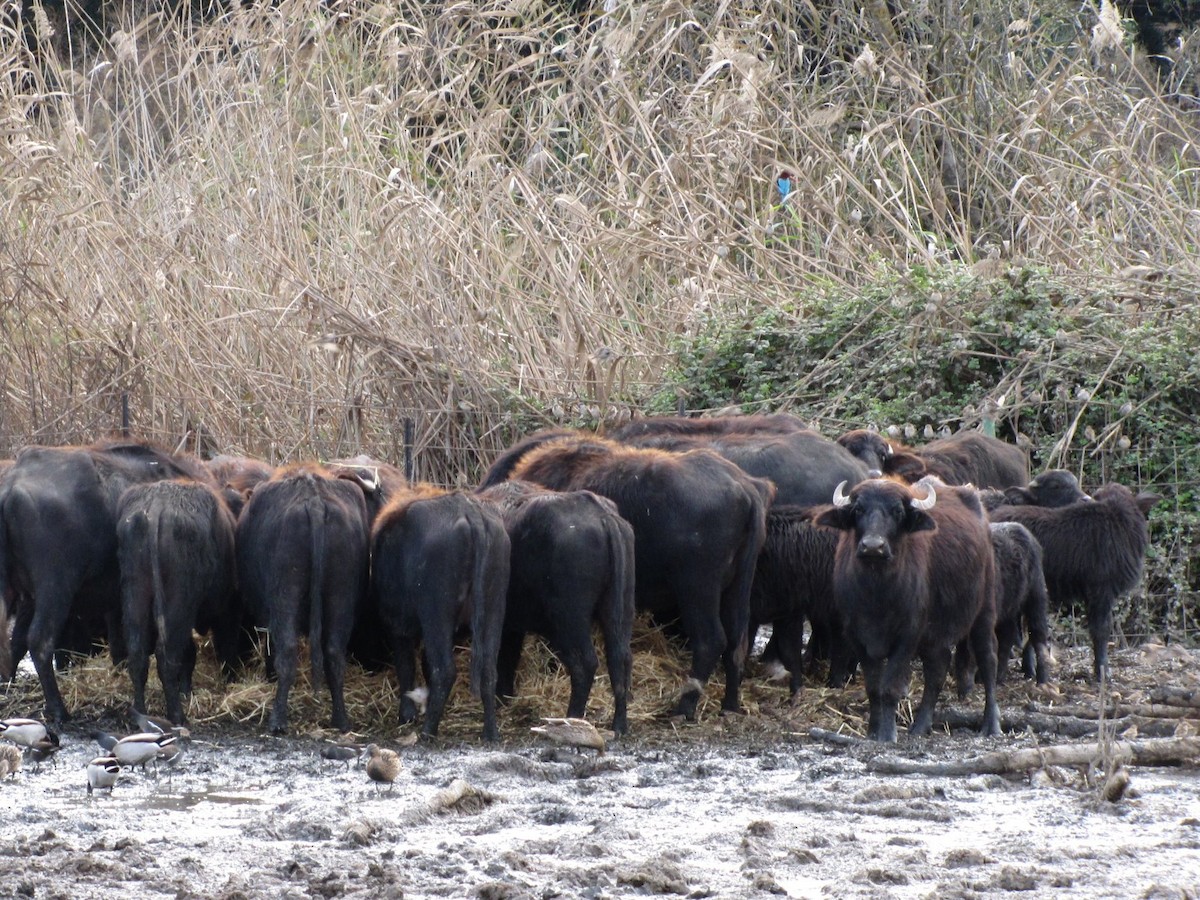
320 740 363 768
0 718 57 749
130 706 191 741
113 732 175 774
90 730 120 754
0 744 21 780
530 717 607 755
156 737 185 784
364 744 401 792
23 738 62 773
86 756 121 796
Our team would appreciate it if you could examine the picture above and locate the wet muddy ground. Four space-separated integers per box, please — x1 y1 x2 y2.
2 643 1200 900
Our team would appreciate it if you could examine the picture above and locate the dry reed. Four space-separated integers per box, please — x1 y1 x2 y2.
1 0 1197 480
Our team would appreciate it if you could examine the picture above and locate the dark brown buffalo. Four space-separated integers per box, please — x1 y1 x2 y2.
996 469 1090 508
815 477 1000 742
838 429 1029 489
371 488 510 741
482 433 773 720
0 440 214 722
236 463 370 734
480 481 635 733
206 455 275 518
989 482 1155 681
609 413 811 441
116 479 240 724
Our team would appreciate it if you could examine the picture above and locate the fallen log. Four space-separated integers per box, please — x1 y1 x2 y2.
1147 687 1200 709
1029 702 1200 720
867 736 1200 776
935 708 1178 739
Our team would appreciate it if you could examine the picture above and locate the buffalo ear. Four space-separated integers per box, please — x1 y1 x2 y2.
905 508 937 534
814 506 853 530
887 452 926 482
1003 486 1033 505
1135 492 1161 518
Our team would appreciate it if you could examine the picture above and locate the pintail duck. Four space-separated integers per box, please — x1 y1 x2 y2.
364 744 401 792
0 744 21 780
113 732 175 774
0 718 58 750
130 707 191 741
91 730 119 754
86 756 121 795
530 717 607 755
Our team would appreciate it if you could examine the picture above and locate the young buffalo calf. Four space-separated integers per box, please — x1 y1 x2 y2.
372 489 510 741
816 478 1000 742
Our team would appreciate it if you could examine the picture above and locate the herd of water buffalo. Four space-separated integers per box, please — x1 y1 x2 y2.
0 413 1156 743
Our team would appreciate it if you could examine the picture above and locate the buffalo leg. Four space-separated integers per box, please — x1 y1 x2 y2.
968 614 1002 736
858 654 892 742
911 645 952 736
719 589 750 716
495 630 524 702
1088 593 1115 683
5 598 32 682
27 583 77 723
156 634 189 726
772 617 806 699
554 623 598 720
952 639 975 699
602 620 632 737
421 634 456 739
671 599 724 720
393 633 421 725
125 617 152 719
324 642 351 733
267 623 298 735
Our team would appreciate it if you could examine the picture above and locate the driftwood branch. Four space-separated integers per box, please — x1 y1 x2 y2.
867 736 1200 776
807 727 860 746
1148 687 1200 709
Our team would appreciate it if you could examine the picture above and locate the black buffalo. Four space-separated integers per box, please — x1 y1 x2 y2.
749 505 846 696
838 429 1029 489
236 463 370 734
989 482 1155 681
479 481 635 733
0 440 213 722
815 478 1000 742
116 479 240 724
371 488 510 741
483 433 773 720
988 522 1051 684
993 469 1090 509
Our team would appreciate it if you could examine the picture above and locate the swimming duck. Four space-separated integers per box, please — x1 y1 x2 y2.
530 717 607 755
364 744 401 792
0 744 21 780
86 756 121 795
0 718 57 749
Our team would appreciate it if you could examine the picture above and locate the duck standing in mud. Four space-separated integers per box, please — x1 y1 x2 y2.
364 744 401 792
87 757 121 796
530 717 607 755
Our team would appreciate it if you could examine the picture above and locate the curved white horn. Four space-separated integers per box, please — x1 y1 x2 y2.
910 483 937 510
832 481 851 508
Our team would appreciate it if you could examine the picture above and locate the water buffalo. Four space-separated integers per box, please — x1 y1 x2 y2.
0 440 214 722
236 463 370 734
482 433 773 720
989 481 1155 681
479 481 635 733
116 479 240 724
206 455 275 518
371 488 510 741
815 477 1001 742
749 505 846 696
838 429 1029 489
